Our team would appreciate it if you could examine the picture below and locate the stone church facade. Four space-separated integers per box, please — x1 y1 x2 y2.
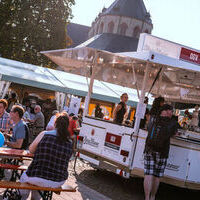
67 0 153 52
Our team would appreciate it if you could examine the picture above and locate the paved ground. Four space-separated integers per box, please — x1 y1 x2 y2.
0 158 200 200
55 159 200 200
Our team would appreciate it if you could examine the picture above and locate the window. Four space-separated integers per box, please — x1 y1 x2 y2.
95 24 99 35
119 23 128 35
99 22 104 33
133 26 141 38
108 21 114 33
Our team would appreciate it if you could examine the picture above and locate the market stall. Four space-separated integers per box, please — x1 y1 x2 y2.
42 33 200 189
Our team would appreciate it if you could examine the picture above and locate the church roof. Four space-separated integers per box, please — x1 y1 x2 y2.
77 33 139 53
66 23 90 48
103 0 152 24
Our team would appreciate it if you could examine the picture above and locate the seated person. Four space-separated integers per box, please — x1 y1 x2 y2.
23 106 31 122
28 105 45 138
0 99 12 132
20 112 73 200
46 110 59 131
5 105 28 149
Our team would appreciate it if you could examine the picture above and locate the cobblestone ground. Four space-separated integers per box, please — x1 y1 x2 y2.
0 158 200 200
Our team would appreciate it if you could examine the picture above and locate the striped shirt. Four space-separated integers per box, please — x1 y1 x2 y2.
0 111 12 131
26 130 73 182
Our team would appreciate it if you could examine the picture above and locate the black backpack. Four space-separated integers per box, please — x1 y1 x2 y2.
21 124 29 150
147 117 171 151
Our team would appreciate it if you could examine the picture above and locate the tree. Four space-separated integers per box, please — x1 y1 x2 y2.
0 0 75 68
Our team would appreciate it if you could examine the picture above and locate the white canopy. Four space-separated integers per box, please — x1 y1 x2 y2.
41 45 200 104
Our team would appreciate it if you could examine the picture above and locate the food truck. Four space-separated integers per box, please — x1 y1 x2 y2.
42 33 200 190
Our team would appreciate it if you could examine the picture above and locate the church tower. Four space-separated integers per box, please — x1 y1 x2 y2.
88 0 153 39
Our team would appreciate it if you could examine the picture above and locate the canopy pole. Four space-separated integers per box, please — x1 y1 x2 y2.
130 61 151 170
0 81 11 99
133 61 150 133
2 82 10 99
83 51 98 117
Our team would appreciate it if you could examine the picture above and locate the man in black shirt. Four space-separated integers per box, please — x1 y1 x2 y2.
143 104 178 200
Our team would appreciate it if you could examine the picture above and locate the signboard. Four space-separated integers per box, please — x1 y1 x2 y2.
137 33 181 59
135 102 147 119
81 123 106 155
104 132 122 151
137 33 200 66
68 96 81 115
180 47 200 65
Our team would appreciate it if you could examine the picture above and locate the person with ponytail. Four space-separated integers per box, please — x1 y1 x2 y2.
20 112 73 200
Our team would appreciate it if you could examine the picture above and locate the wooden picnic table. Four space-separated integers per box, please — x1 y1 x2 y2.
0 147 33 159
0 147 76 200
0 147 33 181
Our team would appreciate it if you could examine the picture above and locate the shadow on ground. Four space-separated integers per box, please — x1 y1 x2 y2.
74 168 200 200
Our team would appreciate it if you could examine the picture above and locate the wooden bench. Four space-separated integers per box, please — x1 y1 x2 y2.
0 163 28 171
0 180 76 200
0 163 28 181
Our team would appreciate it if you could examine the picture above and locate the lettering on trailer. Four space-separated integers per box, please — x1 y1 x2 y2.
180 47 200 65
139 156 180 172
83 136 99 148
166 163 180 171
104 132 122 151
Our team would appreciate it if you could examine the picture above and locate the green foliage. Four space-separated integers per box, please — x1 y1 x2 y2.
0 0 75 68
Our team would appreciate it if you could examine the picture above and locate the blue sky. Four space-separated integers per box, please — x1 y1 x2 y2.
71 0 200 50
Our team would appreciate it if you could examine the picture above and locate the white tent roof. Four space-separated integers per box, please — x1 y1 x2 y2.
41 45 200 104
0 57 142 106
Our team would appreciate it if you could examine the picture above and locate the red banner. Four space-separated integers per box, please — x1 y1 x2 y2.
180 47 200 65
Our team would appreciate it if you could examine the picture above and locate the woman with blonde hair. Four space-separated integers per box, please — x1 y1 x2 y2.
113 93 128 124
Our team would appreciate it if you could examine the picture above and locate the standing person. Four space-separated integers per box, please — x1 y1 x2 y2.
7 92 18 112
68 113 80 138
94 104 104 119
139 97 150 129
29 105 45 140
68 113 80 156
20 112 73 200
0 99 12 132
113 93 128 124
78 108 83 127
143 104 178 200
5 105 28 149
149 96 165 117
22 92 29 105
42 98 51 127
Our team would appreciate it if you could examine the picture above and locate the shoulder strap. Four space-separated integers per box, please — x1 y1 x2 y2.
21 124 29 149
150 126 155 139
